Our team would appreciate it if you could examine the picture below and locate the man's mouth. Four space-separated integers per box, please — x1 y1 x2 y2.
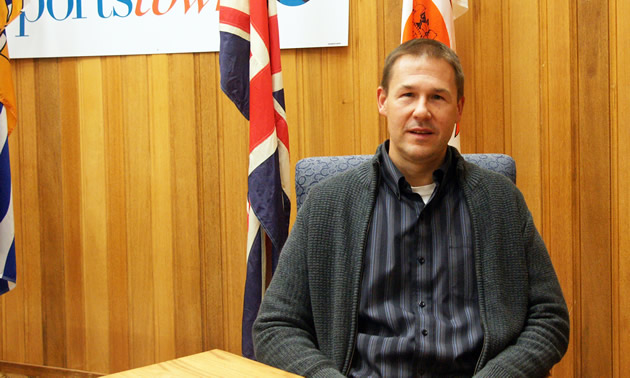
409 129 433 135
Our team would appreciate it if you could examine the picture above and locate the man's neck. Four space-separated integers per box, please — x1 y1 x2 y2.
393 152 447 187
399 164 438 186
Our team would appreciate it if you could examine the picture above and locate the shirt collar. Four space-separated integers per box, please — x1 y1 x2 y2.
377 140 455 199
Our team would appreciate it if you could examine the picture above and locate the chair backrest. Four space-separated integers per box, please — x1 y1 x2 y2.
295 153 516 210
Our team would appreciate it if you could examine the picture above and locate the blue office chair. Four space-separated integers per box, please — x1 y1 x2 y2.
295 154 516 210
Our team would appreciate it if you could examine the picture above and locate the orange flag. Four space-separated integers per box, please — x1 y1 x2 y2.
402 0 468 47
401 0 468 149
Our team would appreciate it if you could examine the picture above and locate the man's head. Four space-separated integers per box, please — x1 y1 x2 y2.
377 39 465 185
380 38 464 101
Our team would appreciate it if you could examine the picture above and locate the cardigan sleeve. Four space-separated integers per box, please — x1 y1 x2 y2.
474 190 570 377
252 192 345 378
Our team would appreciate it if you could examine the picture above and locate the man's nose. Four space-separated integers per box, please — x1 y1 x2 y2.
413 97 432 119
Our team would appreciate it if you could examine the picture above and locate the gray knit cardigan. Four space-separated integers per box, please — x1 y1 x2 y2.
253 147 569 378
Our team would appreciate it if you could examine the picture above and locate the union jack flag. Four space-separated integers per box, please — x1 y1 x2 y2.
0 0 23 296
218 0 291 359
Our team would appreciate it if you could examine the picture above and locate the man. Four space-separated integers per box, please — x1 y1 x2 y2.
253 39 569 377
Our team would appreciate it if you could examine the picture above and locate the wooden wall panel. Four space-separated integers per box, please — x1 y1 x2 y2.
613 0 630 376
354 0 381 154
474 0 506 153
36 59 67 368
122 55 155 369
195 53 226 352
102 56 131 374
543 0 576 375
454 5 475 155
1 0 628 376
508 0 543 224
78 57 108 373
577 0 612 376
325 49 356 155
61 58 87 371
299 50 326 157
147 54 176 364
12 59 44 366
610 0 619 374
169 53 204 358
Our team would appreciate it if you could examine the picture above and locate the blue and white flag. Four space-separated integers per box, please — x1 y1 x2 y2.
0 0 24 295
0 104 15 295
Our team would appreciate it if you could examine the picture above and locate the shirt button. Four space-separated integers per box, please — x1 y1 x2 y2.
419 301 426 308
418 257 426 264
422 329 428 336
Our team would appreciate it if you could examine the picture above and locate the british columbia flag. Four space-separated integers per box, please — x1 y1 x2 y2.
0 0 23 296
218 0 291 359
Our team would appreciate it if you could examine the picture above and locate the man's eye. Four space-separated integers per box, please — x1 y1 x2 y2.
431 94 444 100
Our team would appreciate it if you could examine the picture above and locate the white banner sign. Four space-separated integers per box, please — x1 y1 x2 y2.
6 0 349 58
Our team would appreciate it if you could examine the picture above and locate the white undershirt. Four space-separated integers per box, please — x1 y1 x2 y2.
411 182 437 204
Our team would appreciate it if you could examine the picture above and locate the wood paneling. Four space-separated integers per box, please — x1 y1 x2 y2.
543 0 576 375
355 0 381 154
1 0 628 376
62 58 87 371
169 53 203 358
612 0 630 377
123 55 155 370
577 0 612 375
11 58 44 366
195 53 226 353
148 54 176 365
102 56 131 373
509 0 543 223
37 59 67 368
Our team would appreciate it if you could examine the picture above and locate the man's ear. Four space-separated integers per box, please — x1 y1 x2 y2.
456 96 465 122
377 87 388 116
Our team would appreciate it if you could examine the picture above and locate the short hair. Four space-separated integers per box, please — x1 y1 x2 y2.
380 39 464 100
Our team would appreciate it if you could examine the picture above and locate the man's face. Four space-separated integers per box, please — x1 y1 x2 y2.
377 55 464 173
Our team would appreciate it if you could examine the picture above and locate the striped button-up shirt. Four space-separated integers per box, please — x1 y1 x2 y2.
349 143 483 377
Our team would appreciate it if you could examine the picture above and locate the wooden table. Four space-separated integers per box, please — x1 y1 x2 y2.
105 349 301 377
